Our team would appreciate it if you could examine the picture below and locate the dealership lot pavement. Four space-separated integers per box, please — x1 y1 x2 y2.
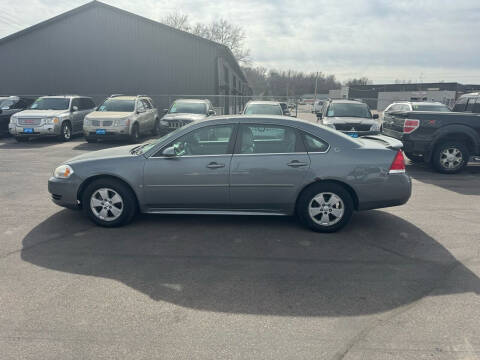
1 121 480 359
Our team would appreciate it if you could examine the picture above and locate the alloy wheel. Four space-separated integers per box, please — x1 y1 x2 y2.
90 188 124 221
308 192 345 226
64 125 71 140
440 147 463 170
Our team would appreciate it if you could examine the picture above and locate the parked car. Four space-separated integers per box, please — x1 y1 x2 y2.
242 101 284 116
313 99 325 116
383 101 450 119
83 95 158 143
382 93 480 173
317 99 380 138
0 96 36 137
279 102 292 116
9 95 95 142
159 99 215 134
48 115 411 233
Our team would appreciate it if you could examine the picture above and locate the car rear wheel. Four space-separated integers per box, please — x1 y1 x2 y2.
59 122 72 142
82 178 137 227
432 141 469 174
151 118 160 136
130 123 140 143
296 183 353 233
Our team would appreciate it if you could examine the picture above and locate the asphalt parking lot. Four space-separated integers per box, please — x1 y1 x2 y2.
1 116 480 359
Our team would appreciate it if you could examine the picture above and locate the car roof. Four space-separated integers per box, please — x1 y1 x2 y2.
391 101 446 106
329 99 365 104
246 101 281 105
173 98 209 103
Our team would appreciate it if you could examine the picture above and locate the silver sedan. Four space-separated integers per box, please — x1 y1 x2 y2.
48 116 411 232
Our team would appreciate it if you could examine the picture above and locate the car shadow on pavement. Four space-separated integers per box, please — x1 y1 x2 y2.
407 162 480 196
21 209 480 317
0 136 69 149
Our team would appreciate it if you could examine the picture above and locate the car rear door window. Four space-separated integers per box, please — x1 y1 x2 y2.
302 132 329 153
237 124 300 154
167 125 234 156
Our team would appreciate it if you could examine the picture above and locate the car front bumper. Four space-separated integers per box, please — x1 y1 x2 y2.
83 126 130 140
48 176 82 209
9 124 60 137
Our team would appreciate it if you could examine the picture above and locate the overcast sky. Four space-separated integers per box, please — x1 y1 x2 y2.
1 0 479 84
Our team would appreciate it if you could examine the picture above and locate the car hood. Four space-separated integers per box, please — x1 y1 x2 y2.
86 111 132 119
14 109 69 117
66 144 138 164
161 113 206 121
325 117 376 124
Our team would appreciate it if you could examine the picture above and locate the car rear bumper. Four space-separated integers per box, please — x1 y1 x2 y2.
356 173 412 211
381 128 429 154
48 176 81 209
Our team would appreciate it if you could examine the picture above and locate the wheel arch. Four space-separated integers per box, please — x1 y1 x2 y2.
77 174 140 209
427 125 479 161
295 179 359 212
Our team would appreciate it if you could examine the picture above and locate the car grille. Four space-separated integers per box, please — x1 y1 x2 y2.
335 124 372 132
167 120 192 129
18 118 42 126
91 120 113 127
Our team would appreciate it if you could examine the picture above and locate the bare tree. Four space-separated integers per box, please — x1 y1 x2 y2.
162 12 191 32
162 12 251 64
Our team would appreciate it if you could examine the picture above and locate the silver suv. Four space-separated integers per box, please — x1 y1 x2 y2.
9 95 95 142
83 95 159 143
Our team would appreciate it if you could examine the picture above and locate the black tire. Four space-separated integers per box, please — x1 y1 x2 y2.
130 123 140 144
82 178 137 227
404 152 424 163
432 141 469 174
296 182 354 233
151 118 160 136
59 121 72 142
15 137 29 142
86 137 97 143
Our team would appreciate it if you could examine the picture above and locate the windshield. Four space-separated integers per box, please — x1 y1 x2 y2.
413 104 450 112
30 98 70 110
327 103 372 118
169 101 206 114
0 99 16 109
244 104 283 115
98 99 135 112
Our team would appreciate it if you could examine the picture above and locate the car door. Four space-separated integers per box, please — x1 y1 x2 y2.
229 123 310 212
143 123 237 210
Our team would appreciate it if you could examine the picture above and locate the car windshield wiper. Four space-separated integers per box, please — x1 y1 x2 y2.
130 143 151 155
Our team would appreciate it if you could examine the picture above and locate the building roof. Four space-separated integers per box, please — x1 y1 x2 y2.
0 0 247 82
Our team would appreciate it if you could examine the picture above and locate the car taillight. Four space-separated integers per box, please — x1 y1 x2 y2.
389 150 406 174
403 119 419 134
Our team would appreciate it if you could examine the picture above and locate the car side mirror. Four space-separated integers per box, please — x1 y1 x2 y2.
208 109 215 116
373 114 379 119
162 146 177 157
72 106 79 112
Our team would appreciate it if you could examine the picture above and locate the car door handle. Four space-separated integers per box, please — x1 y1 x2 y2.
207 162 225 169
287 160 308 167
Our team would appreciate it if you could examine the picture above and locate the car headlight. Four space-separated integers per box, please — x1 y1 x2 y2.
84 118 90 126
114 118 130 127
160 120 169 126
370 122 380 131
9 115 17 124
54 165 74 179
325 123 336 129
45 117 60 124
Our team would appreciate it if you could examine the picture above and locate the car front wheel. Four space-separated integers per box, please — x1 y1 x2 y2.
130 123 140 143
432 141 469 174
82 178 137 227
59 122 72 142
296 183 354 233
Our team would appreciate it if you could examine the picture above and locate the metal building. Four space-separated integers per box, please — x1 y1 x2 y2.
0 1 250 114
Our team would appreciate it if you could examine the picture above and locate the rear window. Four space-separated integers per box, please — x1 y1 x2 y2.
412 104 450 112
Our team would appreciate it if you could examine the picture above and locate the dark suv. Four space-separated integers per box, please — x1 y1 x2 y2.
0 96 36 137
317 99 380 138
159 99 215 134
